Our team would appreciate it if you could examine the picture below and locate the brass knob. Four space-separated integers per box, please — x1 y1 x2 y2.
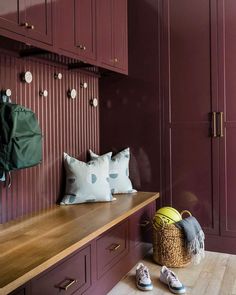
21 22 29 27
27 24 35 30
78 44 86 50
114 58 118 63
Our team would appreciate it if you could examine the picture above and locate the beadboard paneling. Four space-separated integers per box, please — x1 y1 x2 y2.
0 51 100 223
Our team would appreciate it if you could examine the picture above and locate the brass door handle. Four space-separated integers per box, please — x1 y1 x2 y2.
212 112 217 138
219 112 224 137
56 278 77 291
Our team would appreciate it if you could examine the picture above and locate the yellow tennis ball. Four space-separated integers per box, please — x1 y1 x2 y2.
153 207 182 227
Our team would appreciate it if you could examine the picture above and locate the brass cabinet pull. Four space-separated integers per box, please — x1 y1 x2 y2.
27 24 35 30
78 44 86 50
21 23 34 29
212 112 217 138
57 278 77 291
140 220 150 227
219 112 224 137
21 22 29 27
108 243 121 251
114 58 118 63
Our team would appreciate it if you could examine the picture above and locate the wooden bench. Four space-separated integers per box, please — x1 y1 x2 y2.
0 191 159 295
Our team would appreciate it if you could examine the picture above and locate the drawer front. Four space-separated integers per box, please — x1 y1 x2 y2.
96 220 128 279
130 202 155 248
31 245 91 295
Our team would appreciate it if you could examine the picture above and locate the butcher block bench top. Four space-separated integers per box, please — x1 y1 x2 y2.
0 191 159 295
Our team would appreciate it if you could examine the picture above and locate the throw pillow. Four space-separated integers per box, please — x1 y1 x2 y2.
89 148 137 194
60 152 114 205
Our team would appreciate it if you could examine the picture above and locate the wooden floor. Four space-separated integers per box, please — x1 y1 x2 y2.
108 251 236 295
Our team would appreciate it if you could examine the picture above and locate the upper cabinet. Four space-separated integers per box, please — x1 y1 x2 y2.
97 0 128 74
75 0 96 61
0 0 53 45
56 0 96 62
24 0 53 45
0 1 25 38
0 0 128 74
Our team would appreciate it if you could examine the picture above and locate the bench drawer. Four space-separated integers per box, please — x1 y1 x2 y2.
31 245 91 295
96 220 129 279
129 202 155 248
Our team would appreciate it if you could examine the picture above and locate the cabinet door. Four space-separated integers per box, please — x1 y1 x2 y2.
56 0 96 62
56 0 74 53
112 0 128 72
9 283 31 295
75 0 96 60
31 246 91 295
25 0 52 44
96 220 128 279
97 0 113 67
97 0 128 73
129 202 155 248
162 0 219 235
218 0 236 238
0 1 26 37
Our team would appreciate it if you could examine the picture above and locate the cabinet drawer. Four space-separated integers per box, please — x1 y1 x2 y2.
96 220 128 279
31 245 91 295
130 202 155 248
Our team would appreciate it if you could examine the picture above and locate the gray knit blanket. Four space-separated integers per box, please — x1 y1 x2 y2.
175 216 205 264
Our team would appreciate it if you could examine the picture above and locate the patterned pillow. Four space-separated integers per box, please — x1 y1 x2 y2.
60 152 114 205
89 148 137 194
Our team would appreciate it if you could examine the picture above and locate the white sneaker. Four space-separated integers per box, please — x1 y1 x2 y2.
160 266 186 294
136 263 153 291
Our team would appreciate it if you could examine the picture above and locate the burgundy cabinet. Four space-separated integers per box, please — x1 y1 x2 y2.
75 0 96 60
161 0 236 253
31 245 91 295
8 200 156 295
9 284 30 295
0 0 52 45
0 1 25 37
162 0 219 235
96 220 129 279
129 202 155 248
97 0 128 74
24 0 53 45
56 0 96 62
218 0 236 239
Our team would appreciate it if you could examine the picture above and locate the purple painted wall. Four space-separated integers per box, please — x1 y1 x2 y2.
0 50 100 224
99 0 161 194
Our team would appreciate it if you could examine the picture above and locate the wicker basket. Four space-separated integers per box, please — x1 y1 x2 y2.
152 210 191 268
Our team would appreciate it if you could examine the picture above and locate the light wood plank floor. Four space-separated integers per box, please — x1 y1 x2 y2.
108 251 236 295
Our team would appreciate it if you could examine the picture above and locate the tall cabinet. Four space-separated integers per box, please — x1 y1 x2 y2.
162 0 236 253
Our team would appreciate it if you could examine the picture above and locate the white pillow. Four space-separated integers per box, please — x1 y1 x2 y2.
89 148 137 194
60 152 114 205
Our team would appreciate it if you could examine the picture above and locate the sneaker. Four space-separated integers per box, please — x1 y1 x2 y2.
160 266 186 294
136 263 153 291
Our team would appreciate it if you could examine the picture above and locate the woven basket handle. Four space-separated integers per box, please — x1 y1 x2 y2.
180 210 192 218
152 215 166 230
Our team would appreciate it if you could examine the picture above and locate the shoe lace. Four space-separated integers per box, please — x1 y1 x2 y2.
139 267 150 279
165 269 179 283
